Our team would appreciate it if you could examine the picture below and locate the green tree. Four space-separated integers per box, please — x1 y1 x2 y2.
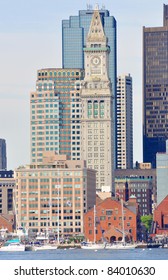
141 215 153 232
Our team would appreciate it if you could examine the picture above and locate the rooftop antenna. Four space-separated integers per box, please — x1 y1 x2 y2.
87 3 90 10
87 2 93 10
95 3 99 10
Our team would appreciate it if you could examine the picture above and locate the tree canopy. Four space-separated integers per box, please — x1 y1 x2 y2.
141 215 153 231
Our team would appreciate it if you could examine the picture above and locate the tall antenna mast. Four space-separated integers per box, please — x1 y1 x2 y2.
95 3 99 10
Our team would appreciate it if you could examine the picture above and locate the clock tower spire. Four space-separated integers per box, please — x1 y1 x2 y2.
81 8 114 193
87 7 107 45
83 8 111 84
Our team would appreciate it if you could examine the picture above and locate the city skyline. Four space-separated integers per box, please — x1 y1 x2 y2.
0 0 166 169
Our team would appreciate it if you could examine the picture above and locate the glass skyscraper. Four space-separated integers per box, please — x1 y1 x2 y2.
62 6 117 165
143 4 168 167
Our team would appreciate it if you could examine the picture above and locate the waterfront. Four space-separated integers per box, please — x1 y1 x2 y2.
0 248 168 260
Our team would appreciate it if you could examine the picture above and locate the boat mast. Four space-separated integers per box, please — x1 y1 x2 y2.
55 184 60 244
94 205 96 243
121 198 125 244
58 191 60 244
13 188 19 231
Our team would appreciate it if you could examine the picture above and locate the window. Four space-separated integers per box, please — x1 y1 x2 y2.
106 210 112 216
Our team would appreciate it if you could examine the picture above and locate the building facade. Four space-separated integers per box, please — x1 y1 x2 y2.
15 153 96 236
62 5 117 167
115 168 156 209
115 177 153 216
84 197 139 242
80 8 114 193
116 74 133 169
0 139 7 170
151 195 168 236
0 170 14 215
156 140 168 205
30 68 84 163
0 170 15 231
143 4 168 167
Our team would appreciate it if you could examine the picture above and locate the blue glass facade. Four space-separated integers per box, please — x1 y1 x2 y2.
62 9 117 93
62 8 117 166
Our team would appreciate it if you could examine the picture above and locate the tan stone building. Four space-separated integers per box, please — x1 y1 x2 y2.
15 153 96 236
0 170 15 231
80 8 114 193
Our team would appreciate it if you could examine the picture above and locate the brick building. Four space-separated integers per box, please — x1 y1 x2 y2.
84 196 139 242
115 177 152 216
115 168 156 214
151 195 168 236
0 214 14 232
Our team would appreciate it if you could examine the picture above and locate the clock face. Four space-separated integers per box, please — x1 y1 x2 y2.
91 56 101 66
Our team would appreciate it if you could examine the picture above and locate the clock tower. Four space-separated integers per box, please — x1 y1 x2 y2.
81 6 114 193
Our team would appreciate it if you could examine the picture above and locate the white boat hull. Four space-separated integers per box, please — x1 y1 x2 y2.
105 243 136 250
81 244 105 250
34 245 57 251
0 243 25 252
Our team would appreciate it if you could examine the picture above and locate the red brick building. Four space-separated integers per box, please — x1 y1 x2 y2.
84 197 139 242
151 195 168 236
0 214 14 233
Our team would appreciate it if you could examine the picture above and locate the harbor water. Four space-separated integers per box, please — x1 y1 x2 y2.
0 248 168 260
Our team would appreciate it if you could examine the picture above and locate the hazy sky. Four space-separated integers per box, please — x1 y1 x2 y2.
0 0 166 170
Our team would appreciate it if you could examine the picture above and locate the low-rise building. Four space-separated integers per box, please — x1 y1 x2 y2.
0 170 15 231
151 195 168 237
15 153 96 237
84 196 139 242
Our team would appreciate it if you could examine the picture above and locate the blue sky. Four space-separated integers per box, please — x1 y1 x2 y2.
0 0 165 169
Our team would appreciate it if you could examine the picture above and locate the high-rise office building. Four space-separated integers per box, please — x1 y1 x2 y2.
62 5 117 167
80 8 114 193
143 4 168 167
156 140 168 205
0 139 7 170
30 68 84 163
116 74 133 169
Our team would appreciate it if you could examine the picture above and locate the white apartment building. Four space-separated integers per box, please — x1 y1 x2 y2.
116 74 133 169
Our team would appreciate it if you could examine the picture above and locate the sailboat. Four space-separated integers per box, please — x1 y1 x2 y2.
34 199 58 251
81 205 105 250
105 199 136 250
